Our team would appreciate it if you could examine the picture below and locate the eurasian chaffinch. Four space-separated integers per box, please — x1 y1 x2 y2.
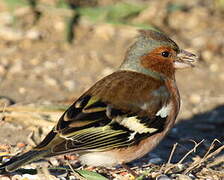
0 29 197 174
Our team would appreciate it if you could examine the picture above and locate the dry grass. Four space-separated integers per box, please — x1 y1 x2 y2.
0 104 223 179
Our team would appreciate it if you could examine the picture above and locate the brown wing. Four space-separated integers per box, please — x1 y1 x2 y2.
35 71 171 155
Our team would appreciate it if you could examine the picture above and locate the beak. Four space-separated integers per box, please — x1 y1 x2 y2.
174 49 198 69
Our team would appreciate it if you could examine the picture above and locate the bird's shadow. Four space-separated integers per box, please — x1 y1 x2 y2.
146 104 224 164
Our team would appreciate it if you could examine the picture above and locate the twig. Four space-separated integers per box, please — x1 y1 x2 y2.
164 140 204 174
203 144 224 161
202 139 221 159
167 143 178 164
178 140 204 164
66 160 86 180
160 142 178 173
207 154 224 168
183 144 224 174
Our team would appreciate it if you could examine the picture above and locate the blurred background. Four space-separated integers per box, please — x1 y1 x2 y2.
0 0 223 178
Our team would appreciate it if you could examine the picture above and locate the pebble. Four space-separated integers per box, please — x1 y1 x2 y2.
156 175 171 180
93 24 115 40
189 94 201 104
148 157 163 164
175 174 192 180
0 27 23 41
43 76 57 87
19 87 26 94
64 80 76 91
25 29 41 40
119 27 138 39
54 21 65 32
201 50 213 62
188 173 196 179
44 61 56 69
209 64 219 72
30 58 40 66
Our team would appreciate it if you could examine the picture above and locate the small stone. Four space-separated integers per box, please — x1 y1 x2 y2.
202 50 213 62
25 29 41 40
44 76 57 86
189 94 201 104
19 87 26 94
44 61 56 69
94 24 115 40
176 174 192 180
30 58 40 66
148 157 163 164
54 21 65 31
64 80 75 91
188 174 196 179
156 175 171 180
209 64 219 72
0 27 23 41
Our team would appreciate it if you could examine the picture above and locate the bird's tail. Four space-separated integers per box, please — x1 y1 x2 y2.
0 149 49 173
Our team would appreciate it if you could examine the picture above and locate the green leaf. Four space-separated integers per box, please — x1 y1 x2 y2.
76 170 109 180
77 2 146 24
4 0 28 8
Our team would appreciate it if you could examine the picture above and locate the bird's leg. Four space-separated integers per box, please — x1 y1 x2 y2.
121 163 138 177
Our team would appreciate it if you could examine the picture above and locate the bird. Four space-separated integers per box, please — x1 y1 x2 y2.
0 29 197 175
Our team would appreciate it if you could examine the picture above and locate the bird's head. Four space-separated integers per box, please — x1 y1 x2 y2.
120 29 197 79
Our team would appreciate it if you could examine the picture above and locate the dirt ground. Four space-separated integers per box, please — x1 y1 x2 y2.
0 0 223 179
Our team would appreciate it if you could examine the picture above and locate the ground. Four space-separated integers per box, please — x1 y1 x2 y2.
0 0 223 179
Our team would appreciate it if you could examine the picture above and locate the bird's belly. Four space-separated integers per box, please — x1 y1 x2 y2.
79 132 164 167
79 151 120 167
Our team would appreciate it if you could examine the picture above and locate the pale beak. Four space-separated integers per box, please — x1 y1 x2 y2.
174 49 198 69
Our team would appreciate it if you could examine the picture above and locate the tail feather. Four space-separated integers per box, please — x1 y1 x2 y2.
0 150 49 173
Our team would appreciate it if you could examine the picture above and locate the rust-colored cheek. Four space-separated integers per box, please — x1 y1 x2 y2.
140 53 175 78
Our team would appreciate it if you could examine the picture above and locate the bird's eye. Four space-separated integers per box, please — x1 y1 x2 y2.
161 51 170 58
